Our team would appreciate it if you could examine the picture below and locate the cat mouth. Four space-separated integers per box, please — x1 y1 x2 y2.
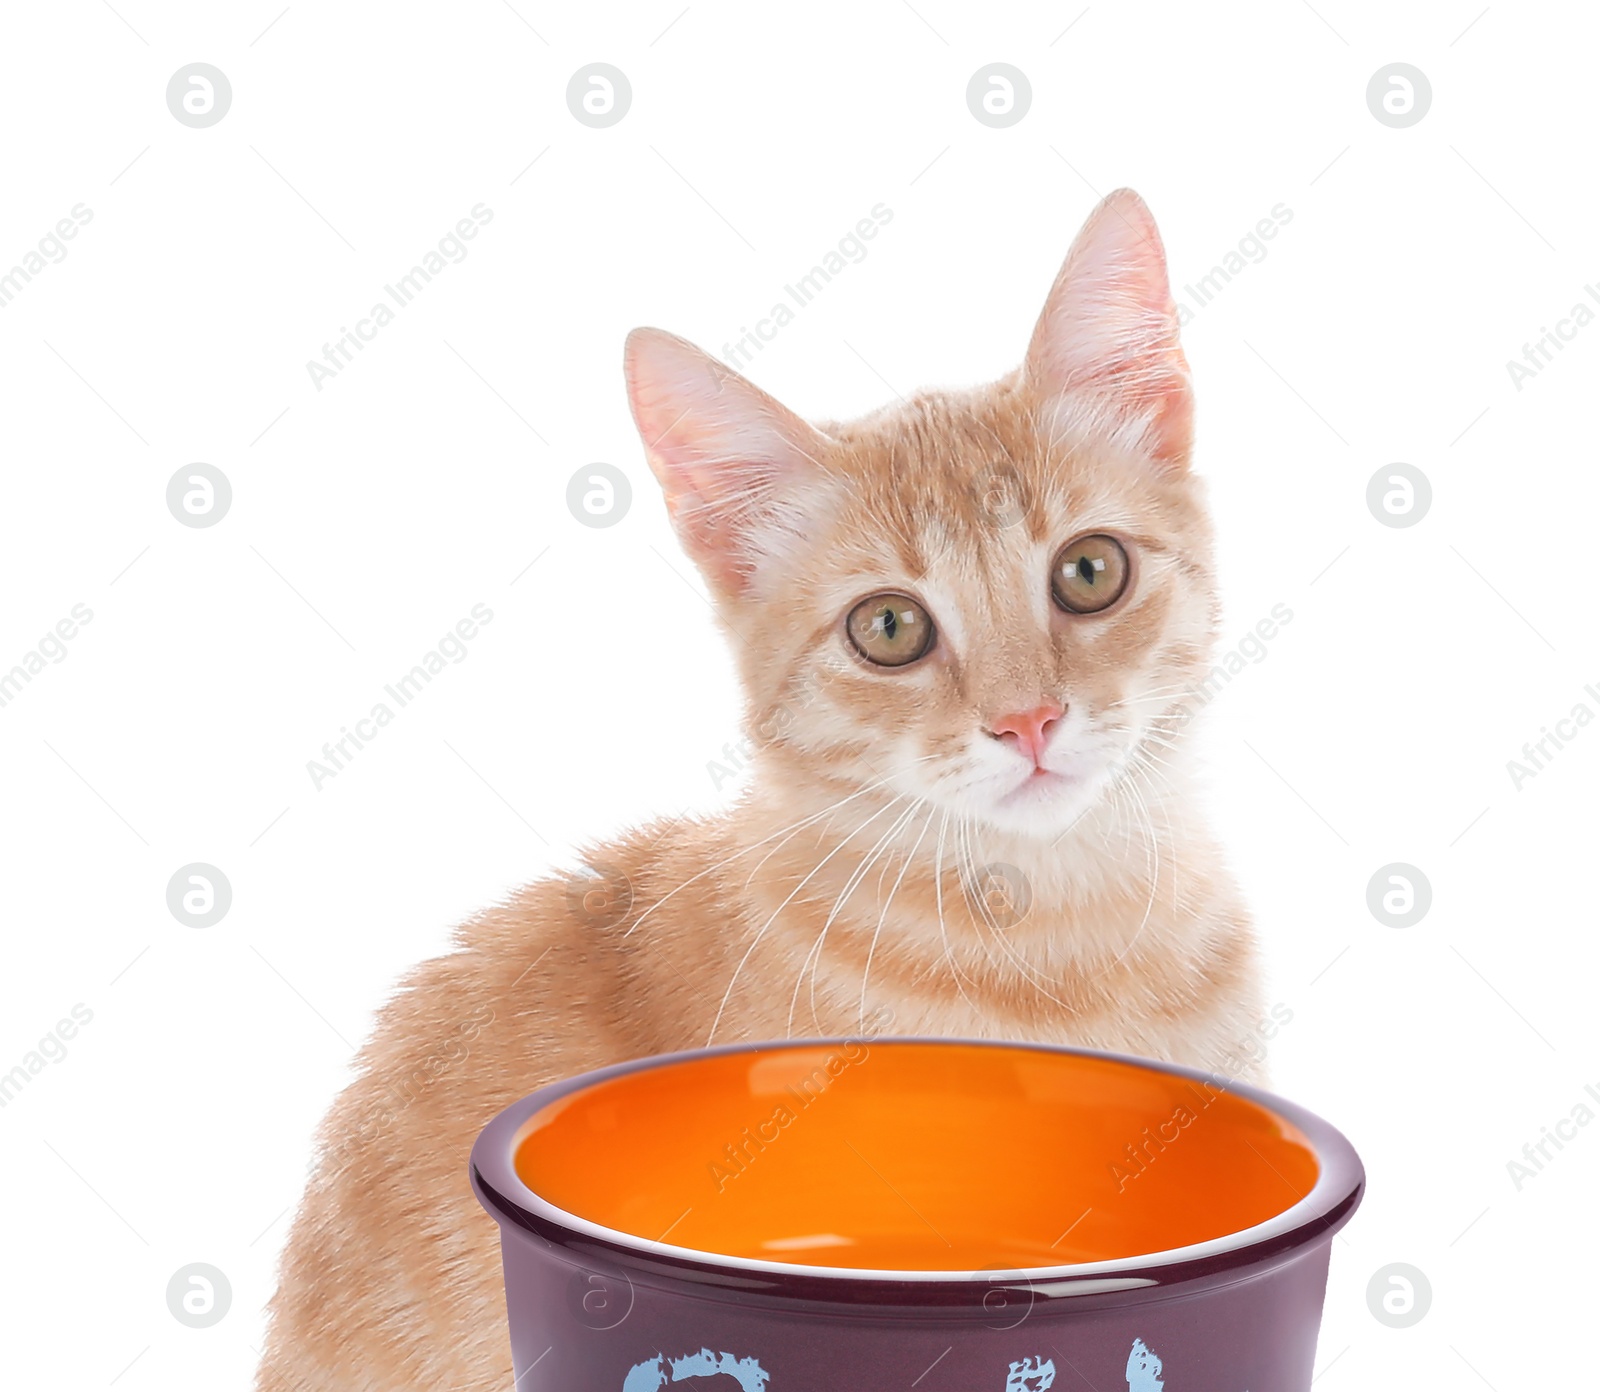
996 767 1077 805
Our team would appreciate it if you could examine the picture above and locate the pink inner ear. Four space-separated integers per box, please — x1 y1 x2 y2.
1025 189 1193 465
624 328 828 595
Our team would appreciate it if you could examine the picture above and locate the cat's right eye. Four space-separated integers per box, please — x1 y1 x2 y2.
846 593 935 668
1051 534 1130 614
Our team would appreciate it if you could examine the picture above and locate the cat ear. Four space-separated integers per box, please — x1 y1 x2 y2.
625 328 832 597
1024 188 1193 467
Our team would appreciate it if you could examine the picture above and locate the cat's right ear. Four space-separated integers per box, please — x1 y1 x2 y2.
624 328 832 598
1024 189 1194 468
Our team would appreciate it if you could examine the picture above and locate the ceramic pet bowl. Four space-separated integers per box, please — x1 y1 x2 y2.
471 1038 1362 1390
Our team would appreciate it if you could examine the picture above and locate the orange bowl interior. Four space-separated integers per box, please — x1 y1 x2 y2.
513 1041 1319 1272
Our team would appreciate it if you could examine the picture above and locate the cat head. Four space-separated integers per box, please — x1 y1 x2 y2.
625 189 1217 843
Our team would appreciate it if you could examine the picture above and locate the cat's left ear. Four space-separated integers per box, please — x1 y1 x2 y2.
1024 188 1193 467
625 328 833 598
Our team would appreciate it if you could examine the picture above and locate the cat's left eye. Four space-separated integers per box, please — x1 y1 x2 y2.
1052 534 1130 614
846 593 935 668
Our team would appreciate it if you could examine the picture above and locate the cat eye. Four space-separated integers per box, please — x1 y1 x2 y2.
1051 534 1130 614
846 593 935 668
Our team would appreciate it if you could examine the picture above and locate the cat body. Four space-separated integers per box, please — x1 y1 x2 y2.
257 190 1266 1392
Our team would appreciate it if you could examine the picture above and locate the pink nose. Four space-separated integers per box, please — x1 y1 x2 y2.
987 701 1064 766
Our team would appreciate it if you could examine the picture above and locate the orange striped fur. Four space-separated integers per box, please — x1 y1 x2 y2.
258 189 1266 1392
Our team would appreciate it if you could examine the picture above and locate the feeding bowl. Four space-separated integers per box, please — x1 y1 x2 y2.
471 1038 1362 1389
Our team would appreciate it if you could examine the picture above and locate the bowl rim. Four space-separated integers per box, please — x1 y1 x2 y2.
470 1036 1364 1300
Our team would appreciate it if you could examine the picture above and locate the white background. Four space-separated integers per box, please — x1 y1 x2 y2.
2 2 1595 1388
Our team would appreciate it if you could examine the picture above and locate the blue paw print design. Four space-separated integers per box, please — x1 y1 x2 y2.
620 1339 1161 1391
1126 1339 1165 1391
1006 1340 1165 1392
1005 1355 1056 1390
622 1349 770 1391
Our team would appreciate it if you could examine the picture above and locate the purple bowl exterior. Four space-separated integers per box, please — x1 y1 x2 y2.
470 1037 1364 1391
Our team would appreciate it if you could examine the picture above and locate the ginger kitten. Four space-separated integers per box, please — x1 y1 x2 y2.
257 189 1267 1392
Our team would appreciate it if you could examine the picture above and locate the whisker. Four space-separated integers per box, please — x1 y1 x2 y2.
954 816 1013 983
933 809 983 1014
742 752 940 896
857 801 935 1031
1087 767 1163 983
708 794 908 1046
798 798 923 1037
958 815 1082 1012
627 762 928 938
